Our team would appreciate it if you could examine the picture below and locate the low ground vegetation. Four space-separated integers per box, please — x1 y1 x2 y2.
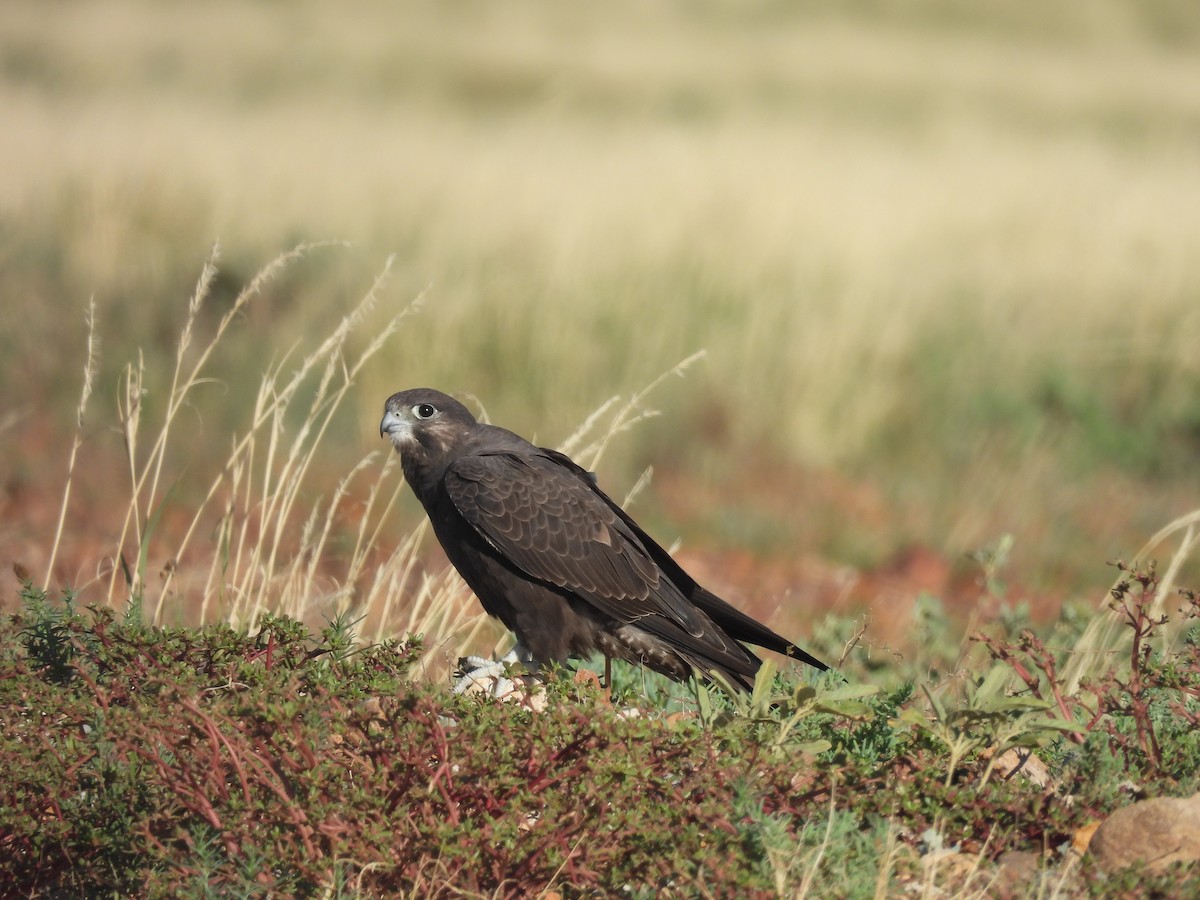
3 560 1199 896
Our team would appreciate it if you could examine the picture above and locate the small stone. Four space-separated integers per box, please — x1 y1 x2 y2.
994 850 1042 892
356 696 385 720
992 747 1051 788
1089 793 1200 874
921 849 977 883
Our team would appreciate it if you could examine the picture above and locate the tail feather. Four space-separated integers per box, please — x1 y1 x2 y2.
691 587 829 672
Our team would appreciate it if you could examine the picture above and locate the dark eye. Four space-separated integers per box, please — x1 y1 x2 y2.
413 403 436 419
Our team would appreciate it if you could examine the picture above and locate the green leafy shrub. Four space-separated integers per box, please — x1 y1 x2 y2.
5 567 1200 897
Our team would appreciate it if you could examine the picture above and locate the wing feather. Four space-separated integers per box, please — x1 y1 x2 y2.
444 452 699 624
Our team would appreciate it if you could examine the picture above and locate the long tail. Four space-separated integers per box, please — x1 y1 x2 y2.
690 587 829 671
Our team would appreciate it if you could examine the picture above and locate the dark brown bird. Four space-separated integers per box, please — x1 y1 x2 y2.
380 388 827 691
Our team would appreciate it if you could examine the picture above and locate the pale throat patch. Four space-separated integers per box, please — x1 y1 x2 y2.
385 419 416 448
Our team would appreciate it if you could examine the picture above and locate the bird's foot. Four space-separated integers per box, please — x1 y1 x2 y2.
453 645 546 709
452 655 517 695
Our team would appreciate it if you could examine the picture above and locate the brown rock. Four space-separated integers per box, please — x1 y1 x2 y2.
1089 793 1200 873
992 748 1052 788
920 849 979 888
993 850 1043 896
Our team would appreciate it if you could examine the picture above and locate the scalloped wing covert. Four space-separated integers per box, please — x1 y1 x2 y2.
444 452 704 630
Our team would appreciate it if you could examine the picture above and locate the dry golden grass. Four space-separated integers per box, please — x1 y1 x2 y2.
28 239 719 687
38 248 458 635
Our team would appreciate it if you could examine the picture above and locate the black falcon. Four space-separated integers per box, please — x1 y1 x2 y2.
380 388 828 691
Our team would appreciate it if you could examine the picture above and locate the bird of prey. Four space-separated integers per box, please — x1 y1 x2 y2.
380 388 828 692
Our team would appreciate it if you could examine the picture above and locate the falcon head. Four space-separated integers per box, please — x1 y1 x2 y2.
380 388 477 461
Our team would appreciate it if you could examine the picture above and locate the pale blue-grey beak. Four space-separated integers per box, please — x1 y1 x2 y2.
380 409 403 439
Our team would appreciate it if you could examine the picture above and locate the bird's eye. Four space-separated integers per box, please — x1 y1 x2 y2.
413 403 437 419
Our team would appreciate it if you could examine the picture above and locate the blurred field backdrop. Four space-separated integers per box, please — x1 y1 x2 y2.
2 0 1199 655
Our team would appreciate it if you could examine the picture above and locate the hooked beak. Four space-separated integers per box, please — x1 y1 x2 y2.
380 409 405 439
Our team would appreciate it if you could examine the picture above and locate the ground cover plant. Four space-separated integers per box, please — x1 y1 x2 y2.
4 554 1200 896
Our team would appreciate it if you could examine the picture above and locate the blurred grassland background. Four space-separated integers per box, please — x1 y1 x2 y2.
2 0 1199 637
